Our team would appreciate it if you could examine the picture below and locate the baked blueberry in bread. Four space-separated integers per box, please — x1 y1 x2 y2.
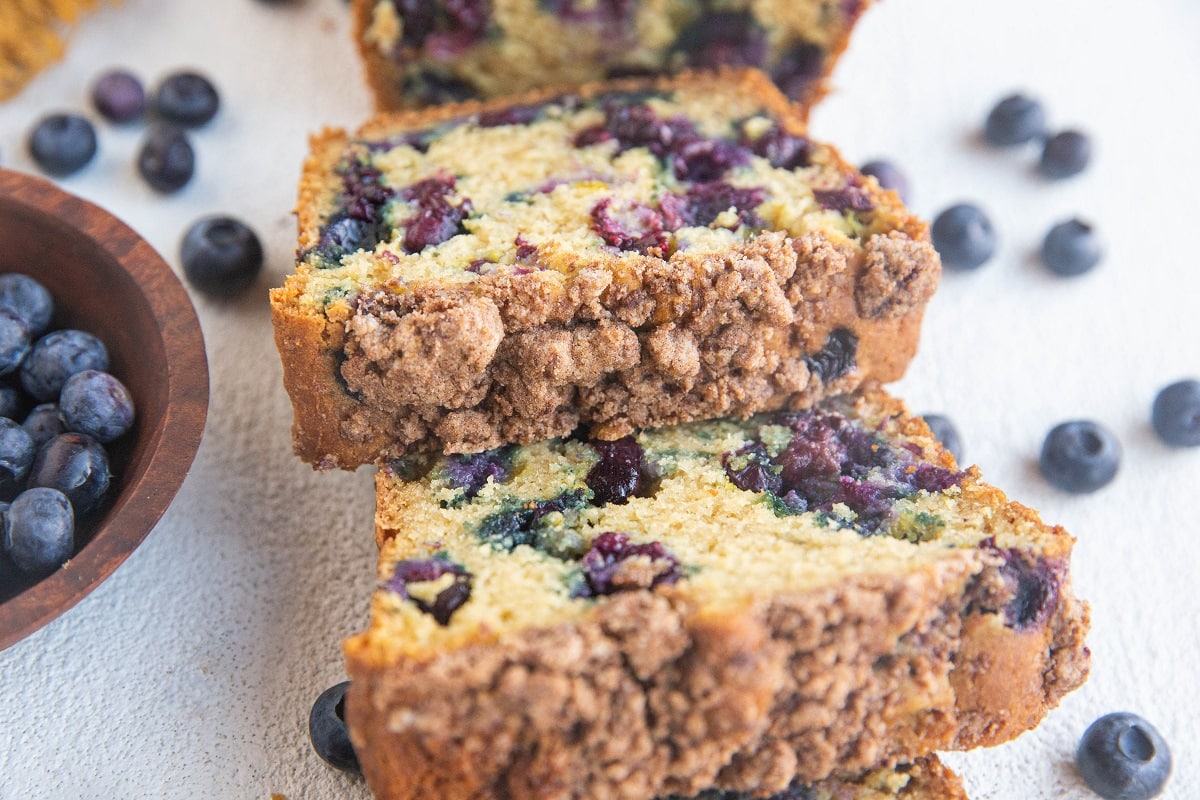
272 70 939 468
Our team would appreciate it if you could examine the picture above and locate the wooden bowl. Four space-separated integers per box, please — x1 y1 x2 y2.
0 169 208 651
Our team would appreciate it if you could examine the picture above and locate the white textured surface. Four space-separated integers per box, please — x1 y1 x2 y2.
0 1 1196 798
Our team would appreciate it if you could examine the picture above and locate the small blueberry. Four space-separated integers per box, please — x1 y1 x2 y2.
984 93 1046 146
309 681 360 773
1039 420 1121 493
1041 218 1103 276
1077 712 1171 800
931 203 997 271
1151 379 1200 447
1039 130 1092 179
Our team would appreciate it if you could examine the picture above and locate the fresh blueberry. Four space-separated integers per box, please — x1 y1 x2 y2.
20 329 109 402
152 71 220 127
1039 130 1092 179
0 417 36 501
1041 218 1103 276
1077 712 1172 800
931 202 997 271
137 125 196 194
2 487 74 576
0 274 54 336
984 93 1046 146
309 681 360 773
28 432 111 516
27 113 98 177
860 159 910 203
180 216 264 298
0 386 24 420
920 413 965 464
91 69 146 123
22 403 66 448
1039 420 1121 493
0 309 31 376
59 370 135 443
1151 379 1200 447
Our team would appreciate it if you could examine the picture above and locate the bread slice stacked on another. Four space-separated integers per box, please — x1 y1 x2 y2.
351 0 874 114
343 387 1088 799
271 69 940 469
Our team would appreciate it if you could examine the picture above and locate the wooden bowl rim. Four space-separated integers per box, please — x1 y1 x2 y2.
0 169 209 652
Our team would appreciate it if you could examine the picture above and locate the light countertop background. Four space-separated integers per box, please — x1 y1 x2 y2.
0 1 1197 798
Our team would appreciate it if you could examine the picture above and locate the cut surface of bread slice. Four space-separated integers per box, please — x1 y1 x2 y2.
352 0 874 115
272 69 939 468
344 386 1088 800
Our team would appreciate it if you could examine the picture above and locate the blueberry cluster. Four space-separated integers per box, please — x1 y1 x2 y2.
0 274 136 578
24 68 221 193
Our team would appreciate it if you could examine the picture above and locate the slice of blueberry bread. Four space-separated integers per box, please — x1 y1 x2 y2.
343 386 1089 800
272 70 940 468
670 757 966 800
352 0 873 114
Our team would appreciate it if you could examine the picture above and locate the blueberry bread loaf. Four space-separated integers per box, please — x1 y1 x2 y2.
343 386 1089 799
670 756 967 800
272 70 940 468
352 0 873 114
0 0 106 99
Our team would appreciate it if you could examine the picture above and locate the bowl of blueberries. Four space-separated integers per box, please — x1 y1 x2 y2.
0 167 208 651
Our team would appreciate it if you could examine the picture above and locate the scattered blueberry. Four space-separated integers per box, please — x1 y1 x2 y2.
1041 218 1103 276
27 113 98 177
860 159 910 203
984 93 1046 146
20 329 109 402
0 386 23 420
22 403 66 448
1151 379 1200 447
28 432 111 516
0 417 36 501
91 69 146 123
1077 712 1172 800
920 414 965 464
59 370 135 443
0 309 31 376
137 125 196 194
931 202 997 271
2 487 74 576
308 681 360 774
1039 129 1092 179
180 216 264 297
1039 420 1121 493
0 274 54 336
152 71 220 127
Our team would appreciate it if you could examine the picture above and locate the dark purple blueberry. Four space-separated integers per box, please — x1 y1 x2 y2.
582 102 699 160
1041 218 1103 276
308 681 360 774
742 124 811 170
659 182 765 231
339 160 394 222
543 0 636 24
384 557 473 625
1039 420 1121 493
1151 379 1200 447
0 386 23 420
983 93 1046 146
803 328 858 384
586 437 652 505
931 202 997 271
920 414 964 464
0 309 30 376
137 125 195 194
401 175 472 253
22 404 66 448
813 184 874 213
860 159 910 204
59 370 135 444
0 417 36 501
1000 555 1061 630
181 216 264 298
672 11 767 70
0 274 54 336
1039 129 1091 179
573 531 682 598
1077 713 1172 800
152 71 220 127
477 104 541 128
670 137 751 182
591 198 668 255
20 329 109 402
28 432 111 516
311 214 385 265
91 69 146 123
27 113 98 177
771 43 825 101
2 487 73 576
723 443 782 494
442 447 515 499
